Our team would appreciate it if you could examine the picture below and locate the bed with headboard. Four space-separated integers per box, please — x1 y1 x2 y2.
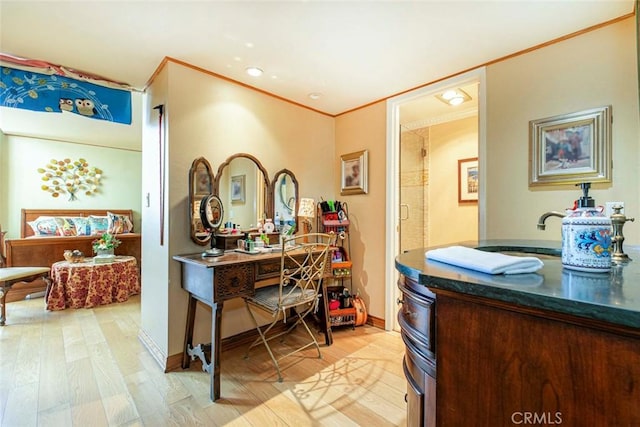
4 208 141 269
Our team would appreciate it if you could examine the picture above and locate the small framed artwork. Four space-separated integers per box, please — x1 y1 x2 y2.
529 106 612 186
340 150 368 195
458 157 478 203
231 175 245 204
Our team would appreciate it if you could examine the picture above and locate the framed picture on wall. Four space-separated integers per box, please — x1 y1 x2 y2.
340 150 368 195
458 157 478 203
529 106 612 186
231 175 245 204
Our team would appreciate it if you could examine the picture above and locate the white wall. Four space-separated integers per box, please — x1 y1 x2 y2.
0 130 7 231
485 17 640 242
334 102 387 317
140 69 170 366
429 116 478 246
335 16 639 319
0 135 141 238
142 61 336 362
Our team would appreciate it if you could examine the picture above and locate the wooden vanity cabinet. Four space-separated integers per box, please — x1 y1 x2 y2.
435 292 640 426
397 275 436 427
398 274 640 426
214 233 245 251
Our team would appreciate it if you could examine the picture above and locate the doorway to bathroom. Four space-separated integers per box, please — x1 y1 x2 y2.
399 90 479 252
384 68 486 331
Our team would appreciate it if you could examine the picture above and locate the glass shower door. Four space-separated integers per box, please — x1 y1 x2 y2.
399 125 427 253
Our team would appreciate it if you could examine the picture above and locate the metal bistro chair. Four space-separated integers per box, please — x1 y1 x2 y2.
243 233 333 382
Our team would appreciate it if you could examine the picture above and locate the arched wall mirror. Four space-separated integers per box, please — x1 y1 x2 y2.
271 169 299 232
189 157 215 245
214 153 270 230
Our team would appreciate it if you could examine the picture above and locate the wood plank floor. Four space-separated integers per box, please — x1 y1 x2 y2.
0 295 407 426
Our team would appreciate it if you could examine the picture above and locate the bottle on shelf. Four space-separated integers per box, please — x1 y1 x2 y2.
274 212 281 232
263 218 275 234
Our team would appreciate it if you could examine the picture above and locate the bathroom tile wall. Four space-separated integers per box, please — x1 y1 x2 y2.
400 127 429 251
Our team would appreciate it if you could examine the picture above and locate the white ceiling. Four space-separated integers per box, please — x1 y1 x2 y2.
0 1 635 149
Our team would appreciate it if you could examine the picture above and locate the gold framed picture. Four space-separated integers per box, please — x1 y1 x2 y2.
340 150 368 195
529 106 612 186
458 157 478 203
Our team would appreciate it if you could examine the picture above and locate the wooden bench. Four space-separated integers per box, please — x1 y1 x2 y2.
0 226 51 325
0 267 51 325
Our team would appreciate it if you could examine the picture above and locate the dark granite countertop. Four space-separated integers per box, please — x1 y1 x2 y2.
395 240 640 329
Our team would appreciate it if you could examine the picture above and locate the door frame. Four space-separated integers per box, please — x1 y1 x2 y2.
384 68 487 331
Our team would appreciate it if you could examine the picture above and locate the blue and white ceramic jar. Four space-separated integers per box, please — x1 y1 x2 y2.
562 206 612 272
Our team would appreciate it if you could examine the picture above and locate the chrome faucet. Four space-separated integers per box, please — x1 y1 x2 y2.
537 211 566 230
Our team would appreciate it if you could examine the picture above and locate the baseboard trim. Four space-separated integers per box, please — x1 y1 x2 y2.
137 328 169 372
166 352 184 373
366 314 385 329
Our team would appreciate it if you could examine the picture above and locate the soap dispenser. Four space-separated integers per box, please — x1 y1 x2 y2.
561 183 612 272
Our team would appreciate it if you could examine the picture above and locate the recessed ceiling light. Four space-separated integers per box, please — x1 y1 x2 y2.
435 88 471 106
441 90 458 100
308 93 322 100
246 67 263 77
448 96 465 106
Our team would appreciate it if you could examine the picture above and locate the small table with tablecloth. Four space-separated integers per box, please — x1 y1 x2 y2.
47 256 140 310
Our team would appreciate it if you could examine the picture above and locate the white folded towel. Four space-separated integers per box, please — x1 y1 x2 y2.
425 246 544 275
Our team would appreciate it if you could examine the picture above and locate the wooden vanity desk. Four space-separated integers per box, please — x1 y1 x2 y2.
173 248 332 402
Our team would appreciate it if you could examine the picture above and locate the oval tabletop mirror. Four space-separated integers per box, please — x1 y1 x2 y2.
214 153 270 230
199 194 225 256
271 168 298 233
189 157 215 245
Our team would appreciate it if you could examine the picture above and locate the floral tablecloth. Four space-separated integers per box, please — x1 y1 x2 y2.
47 256 140 310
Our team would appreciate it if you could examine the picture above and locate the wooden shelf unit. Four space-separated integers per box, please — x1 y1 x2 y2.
318 202 357 328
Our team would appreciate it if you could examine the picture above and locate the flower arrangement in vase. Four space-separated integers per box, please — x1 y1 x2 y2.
92 232 121 256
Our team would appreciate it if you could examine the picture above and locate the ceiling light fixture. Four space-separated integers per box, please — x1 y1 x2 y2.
436 88 471 106
308 93 322 100
448 96 465 106
441 90 458 101
246 67 263 77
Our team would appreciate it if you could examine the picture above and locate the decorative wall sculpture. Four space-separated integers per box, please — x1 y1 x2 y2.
38 158 102 201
